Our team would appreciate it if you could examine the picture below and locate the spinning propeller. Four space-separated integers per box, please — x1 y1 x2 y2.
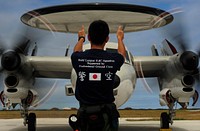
163 10 200 83
0 26 32 73
139 9 200 94
0 25 58 108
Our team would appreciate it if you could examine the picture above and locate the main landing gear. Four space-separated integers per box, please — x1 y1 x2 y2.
21 106 37 131
160 112 170 129
160 112 173 131
160 103 175 130
160 111 174 131
28 113 36 131
21 96 37 131
160 101 176 131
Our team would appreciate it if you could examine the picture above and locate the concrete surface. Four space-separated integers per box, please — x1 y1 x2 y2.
0 118 199 131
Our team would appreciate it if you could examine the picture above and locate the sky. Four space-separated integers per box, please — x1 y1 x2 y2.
0 0 200 110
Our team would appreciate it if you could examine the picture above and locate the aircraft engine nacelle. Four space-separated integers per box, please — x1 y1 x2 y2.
170 86 195 103
3 73 34 104
159 51 199 108
164 51 199 78
159 85 197 108
181 75 195 88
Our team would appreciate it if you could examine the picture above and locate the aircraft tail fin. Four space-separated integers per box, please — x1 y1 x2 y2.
161 39 178 56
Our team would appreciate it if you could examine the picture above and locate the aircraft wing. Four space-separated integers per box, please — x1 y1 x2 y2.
133 56 170 78
27 56 72 79
28 55 170 79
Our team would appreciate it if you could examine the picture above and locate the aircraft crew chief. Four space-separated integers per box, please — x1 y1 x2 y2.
71 20 126 131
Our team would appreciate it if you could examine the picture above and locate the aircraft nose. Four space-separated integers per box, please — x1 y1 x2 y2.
113 75 120 89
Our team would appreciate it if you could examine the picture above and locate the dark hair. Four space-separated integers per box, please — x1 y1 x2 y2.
88 20 110 45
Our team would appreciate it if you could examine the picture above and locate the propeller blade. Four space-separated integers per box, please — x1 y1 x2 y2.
197 49 200 57
0 36 6 72
11 25 35 54
0 35 6 54
10 25 52 55
161 9 190 52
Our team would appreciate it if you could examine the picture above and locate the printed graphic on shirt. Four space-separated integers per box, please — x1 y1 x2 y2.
78 58 114 69
105 72 113 80
89 73 101 81
78 71 86 81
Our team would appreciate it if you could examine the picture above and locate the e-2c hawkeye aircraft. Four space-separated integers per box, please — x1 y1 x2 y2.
0 3 199 131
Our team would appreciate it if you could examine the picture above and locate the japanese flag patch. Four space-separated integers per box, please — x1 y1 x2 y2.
89 73 101 81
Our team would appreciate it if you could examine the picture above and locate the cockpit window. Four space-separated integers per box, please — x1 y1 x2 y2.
106 48 130 64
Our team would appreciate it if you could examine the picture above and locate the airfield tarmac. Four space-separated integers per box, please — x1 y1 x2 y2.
0 118 199 131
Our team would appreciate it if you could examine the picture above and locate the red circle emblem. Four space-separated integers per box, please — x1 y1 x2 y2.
93 74 97 79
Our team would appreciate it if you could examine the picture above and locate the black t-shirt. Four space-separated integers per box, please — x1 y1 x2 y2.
71 49 124 105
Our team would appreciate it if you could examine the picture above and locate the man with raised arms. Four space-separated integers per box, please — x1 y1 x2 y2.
71 20 126 131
